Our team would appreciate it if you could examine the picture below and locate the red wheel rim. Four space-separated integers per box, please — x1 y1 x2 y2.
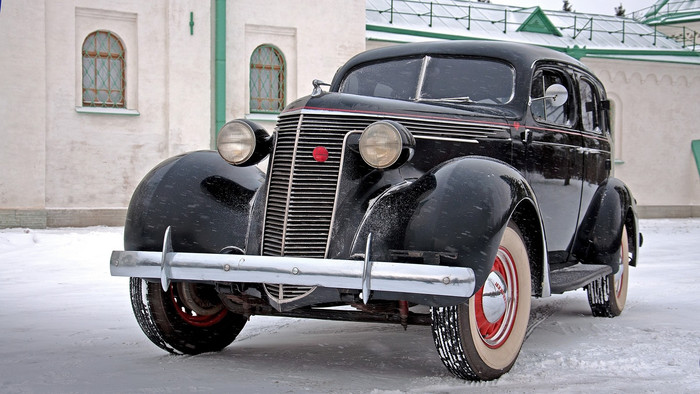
474 247 519 349
170 285 228 327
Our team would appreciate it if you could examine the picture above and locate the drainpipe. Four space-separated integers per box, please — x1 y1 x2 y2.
693 140 700 179
214 0 226 146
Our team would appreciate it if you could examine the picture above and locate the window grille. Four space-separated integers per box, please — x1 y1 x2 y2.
250 45 285 113
82 31 125 108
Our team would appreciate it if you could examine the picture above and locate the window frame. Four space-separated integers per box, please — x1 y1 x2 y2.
530 66 577 128
81 30 126 109
249 44 286 114
578 76 604 134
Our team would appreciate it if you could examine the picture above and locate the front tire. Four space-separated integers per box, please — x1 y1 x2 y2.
586 226 629 317
431 222 531 381
130 278 247 354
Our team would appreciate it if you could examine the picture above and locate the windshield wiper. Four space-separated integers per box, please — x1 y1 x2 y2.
416 96 474 104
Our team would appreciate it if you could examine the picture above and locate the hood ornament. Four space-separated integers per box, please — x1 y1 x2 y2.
311 79 330 97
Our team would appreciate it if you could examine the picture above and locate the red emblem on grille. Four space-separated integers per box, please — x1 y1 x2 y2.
313 146 329 162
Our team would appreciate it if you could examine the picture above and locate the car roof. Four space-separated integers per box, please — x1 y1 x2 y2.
331 41 587 90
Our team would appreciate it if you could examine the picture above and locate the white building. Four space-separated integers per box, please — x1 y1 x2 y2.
0 0 365 227
0 0 698 228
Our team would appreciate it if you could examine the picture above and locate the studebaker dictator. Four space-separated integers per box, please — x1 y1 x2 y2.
110 41 640 381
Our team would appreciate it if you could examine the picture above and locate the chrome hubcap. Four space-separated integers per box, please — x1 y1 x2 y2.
481 271 509 323
475 247 519 348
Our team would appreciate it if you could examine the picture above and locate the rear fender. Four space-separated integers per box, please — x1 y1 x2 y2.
573 178 638 271
124 150 265 253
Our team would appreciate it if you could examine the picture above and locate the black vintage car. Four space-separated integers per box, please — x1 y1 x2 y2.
111 41 640 381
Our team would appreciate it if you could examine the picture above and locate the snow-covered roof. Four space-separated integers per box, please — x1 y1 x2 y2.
366 0 700 65
636 0 700 25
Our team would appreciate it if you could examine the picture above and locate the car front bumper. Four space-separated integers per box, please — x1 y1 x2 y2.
110 227 476 304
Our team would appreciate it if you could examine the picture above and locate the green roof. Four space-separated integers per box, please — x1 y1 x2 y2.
638 0 700 25
366 0 700 65
516 7 562 37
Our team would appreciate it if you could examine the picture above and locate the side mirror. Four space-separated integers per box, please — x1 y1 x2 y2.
544 84 568 107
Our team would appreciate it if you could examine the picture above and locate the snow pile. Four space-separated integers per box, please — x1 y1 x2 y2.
0 220 699 393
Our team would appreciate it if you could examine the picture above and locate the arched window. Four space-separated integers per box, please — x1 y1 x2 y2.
250 45 285 113
82 31 125 108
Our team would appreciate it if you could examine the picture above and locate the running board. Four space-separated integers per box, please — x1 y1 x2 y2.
549 264 612 294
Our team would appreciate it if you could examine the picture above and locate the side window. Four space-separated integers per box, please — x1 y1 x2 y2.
82 31 125 108
580 78 602 133
249 45 286 113
530 69 575 127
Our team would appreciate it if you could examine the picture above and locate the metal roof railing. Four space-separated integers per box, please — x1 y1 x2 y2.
367 0 696 52
659 25 699 50
630 0 700 23
628 0 700 50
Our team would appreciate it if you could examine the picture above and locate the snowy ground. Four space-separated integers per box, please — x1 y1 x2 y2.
1 219 699 393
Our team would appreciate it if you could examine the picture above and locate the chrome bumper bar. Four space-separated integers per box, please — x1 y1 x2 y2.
109 227 476 303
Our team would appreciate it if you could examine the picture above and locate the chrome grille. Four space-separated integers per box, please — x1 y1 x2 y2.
262 113 349 303
400 117 508 140
262 113 347 258
262 110 509 302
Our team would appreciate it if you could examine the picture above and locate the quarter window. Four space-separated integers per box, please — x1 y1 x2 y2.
250 45 286 113
530 69 574 127
580 79 602 133
82 31 125 108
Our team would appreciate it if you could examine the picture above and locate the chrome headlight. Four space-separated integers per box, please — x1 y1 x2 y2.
359 121 414 169
217 120 270 166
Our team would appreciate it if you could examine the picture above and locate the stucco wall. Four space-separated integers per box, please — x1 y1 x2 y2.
166 1 213 156
1 0 213 227
2 0 698 227
0 1 47 214
48 0 212 209
226 0 367 131
0 0 367 228
584 57 700 215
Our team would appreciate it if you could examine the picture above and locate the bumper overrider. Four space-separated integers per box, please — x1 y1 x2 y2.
110 227 476 305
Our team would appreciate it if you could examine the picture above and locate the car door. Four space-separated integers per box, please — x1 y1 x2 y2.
576 75 613 225
525 65 584 264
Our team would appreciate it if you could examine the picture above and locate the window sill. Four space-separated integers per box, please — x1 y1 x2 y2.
246 113 279 122
75 107 140 116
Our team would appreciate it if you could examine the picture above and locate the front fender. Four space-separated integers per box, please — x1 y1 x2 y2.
124 150 265 253
573 178 638 270
352 156 538 288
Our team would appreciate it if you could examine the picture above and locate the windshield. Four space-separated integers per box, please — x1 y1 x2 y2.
339 56 515 105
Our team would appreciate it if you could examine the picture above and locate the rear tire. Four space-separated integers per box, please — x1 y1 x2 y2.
586 227 629 317
431 222 531 380
130 278 247 354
